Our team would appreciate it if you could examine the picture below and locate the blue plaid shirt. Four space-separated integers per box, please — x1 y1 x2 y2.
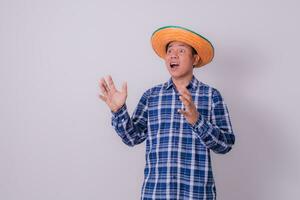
111 76 235 200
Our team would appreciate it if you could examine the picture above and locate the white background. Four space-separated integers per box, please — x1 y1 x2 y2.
1 0 300 199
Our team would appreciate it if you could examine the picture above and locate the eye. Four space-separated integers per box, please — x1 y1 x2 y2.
179 49 185 53
167 48 173 54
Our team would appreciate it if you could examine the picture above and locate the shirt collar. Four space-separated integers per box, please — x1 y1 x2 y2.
164 75 199 91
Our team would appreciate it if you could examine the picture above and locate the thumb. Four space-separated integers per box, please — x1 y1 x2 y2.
122 81 127 95
178 109 187 116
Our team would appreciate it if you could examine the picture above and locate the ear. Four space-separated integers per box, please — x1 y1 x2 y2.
193 54 201 66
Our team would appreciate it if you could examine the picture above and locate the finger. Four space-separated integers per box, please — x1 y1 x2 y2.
107 75 117 92
180 89 193 101
179 86 192 96
100 78 110 93
122 81 127 95
180 95 197 113
99 81 108 95
181 93 192 103
177 108 188 116
98 94 107 102
179 95 191 107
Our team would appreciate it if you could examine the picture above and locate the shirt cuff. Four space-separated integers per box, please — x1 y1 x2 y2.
191 114 210 138
111 104 127 118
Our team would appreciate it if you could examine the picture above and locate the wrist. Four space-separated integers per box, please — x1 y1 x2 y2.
111 104 126 114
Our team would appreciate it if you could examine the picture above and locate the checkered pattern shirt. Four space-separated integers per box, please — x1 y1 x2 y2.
111 76 235 200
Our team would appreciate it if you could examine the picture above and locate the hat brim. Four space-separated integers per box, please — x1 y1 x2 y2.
151 26 214 67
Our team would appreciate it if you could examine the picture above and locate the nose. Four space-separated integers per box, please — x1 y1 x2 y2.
170 51 178 58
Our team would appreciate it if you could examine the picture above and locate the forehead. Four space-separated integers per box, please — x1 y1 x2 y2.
167 41 192 49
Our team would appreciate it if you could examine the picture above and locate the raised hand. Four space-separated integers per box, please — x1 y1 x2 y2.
98 75 127 112
177 87 200 126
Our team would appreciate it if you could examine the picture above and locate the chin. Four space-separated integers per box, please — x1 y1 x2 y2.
168 70 187 78
169 73 185 79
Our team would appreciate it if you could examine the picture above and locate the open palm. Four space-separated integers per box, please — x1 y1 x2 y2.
99 76 127 112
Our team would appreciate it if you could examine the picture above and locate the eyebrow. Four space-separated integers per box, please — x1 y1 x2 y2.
167 44 188 48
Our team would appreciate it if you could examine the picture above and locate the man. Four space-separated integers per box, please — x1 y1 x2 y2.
99 26 235 200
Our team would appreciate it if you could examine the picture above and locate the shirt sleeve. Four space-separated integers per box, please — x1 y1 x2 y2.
111 89 150 147
191 88 235 154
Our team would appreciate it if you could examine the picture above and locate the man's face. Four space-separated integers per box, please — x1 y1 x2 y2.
164 41 199 80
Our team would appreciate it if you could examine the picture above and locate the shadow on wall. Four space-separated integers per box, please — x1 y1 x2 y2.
208 42 292 200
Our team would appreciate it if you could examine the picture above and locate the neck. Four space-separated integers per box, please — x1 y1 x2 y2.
172 74 193 90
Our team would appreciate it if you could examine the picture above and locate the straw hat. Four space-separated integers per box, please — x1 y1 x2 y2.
151 26 214 67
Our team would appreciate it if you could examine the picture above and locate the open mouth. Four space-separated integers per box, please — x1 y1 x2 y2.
170 63 179 68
